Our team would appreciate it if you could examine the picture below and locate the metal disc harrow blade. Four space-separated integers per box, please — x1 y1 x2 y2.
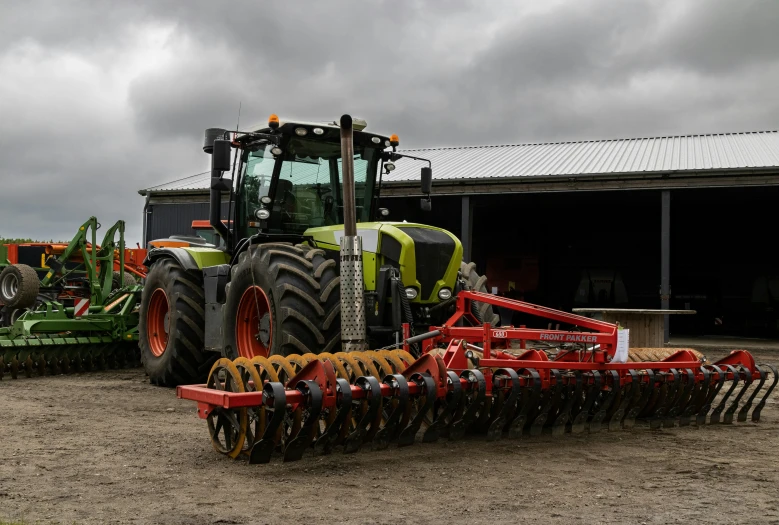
178 347 777 464
0 341 140 380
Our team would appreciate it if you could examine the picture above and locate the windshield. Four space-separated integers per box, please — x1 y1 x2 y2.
240 138 380 236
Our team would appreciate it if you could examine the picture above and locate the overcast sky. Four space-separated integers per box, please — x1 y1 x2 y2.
1 0 778 244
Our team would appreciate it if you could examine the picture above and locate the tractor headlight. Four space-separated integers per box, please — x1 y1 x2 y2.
405 287 418 300
260 196 272 205
438 288 452 300
271 146 283 156
255 208 270 220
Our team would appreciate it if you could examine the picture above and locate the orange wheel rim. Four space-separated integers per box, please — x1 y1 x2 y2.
236 286 272 359
147 288 169 357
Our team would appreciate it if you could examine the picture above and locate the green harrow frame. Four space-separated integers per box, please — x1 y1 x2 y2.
0 217 141 379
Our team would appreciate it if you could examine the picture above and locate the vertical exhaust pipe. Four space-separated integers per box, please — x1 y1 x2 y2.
339 114 368 352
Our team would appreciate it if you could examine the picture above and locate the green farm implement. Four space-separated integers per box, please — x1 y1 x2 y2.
0 217 141 379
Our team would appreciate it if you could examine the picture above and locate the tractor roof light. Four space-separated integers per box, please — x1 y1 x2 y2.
294 127 308 136
268 114 280 130
271 146 283 156
390 134 399 147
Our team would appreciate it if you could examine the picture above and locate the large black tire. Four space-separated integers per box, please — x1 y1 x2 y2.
223 243 341 359
139 258 216 386
0 263 39 309
112 270 137 290
460 261 500 326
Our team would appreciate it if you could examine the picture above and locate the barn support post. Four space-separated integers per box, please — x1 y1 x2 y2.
461 195 473 263
661 190 671 343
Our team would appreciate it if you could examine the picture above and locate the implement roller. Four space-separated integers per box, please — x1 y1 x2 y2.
178 290 777 463
174 113 775 463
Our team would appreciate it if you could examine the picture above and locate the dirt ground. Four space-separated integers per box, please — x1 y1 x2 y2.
1 346 778 525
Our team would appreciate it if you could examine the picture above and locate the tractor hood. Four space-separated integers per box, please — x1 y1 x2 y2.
304 222 463 303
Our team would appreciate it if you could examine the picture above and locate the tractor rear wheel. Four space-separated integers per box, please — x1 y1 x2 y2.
223 243 340 360
460 261 500 326
0 264 39 309
139 258 216 386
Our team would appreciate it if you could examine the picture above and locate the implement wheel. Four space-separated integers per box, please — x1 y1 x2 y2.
0 264 39 309
223 243 340 359
112 270 137 290
139 258 216 386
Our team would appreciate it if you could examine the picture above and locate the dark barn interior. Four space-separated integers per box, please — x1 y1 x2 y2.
383 186 779 338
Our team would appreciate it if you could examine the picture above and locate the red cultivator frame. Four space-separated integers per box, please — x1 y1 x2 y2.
177 291 777 463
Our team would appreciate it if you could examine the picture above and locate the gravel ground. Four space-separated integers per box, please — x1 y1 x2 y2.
0 346 777 525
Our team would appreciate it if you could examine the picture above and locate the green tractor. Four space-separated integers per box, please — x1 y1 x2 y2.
140 114 497 386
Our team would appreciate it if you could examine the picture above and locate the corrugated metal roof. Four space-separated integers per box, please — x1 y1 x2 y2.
140 131 779 193
384 131 779 183
140 171 216 194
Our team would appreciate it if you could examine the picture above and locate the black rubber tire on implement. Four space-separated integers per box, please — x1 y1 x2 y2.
112 270 137 290
223 243 341 359
0 263 39 309
460 261 500 326
139 258 216 386
0 306 25 328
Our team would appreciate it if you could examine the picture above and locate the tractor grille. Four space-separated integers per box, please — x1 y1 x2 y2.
397 227 455 299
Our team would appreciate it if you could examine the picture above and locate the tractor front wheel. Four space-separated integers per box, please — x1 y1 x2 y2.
223 243 340 359
139 258 216 386
460 261 500 326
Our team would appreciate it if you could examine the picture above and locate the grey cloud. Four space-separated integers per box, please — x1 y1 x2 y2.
1 0 778 243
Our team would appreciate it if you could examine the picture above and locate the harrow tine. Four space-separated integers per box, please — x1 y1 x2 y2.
724 366 752 424
623 369 652 429
590 370 620 433
451 369 486 440
530 369 562 437
249 382 287 464
751 363 778 423
508 369 541 438
373 374 410 449
435 371 465 439
665 369 695 428
571 370 601 433
283 380 324 462
681 367 709 427
553 372 583 436
343 376 383 453
697 365 725 425
710 365 740 424
649 369 678 430
487 368 521 441
397 372 437 446
737 366 765 423
608 369 638 431
314 378 353 455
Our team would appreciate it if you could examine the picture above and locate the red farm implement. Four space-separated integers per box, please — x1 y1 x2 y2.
177 290 777 463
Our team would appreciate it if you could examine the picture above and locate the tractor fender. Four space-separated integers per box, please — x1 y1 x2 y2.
144 247 200 271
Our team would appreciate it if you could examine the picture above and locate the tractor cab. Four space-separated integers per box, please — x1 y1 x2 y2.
229 117 424 242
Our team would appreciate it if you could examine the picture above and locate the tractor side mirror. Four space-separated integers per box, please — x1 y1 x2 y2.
211 176 232 191
420 197 432 212
420 166 432 194
211 139 232 172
